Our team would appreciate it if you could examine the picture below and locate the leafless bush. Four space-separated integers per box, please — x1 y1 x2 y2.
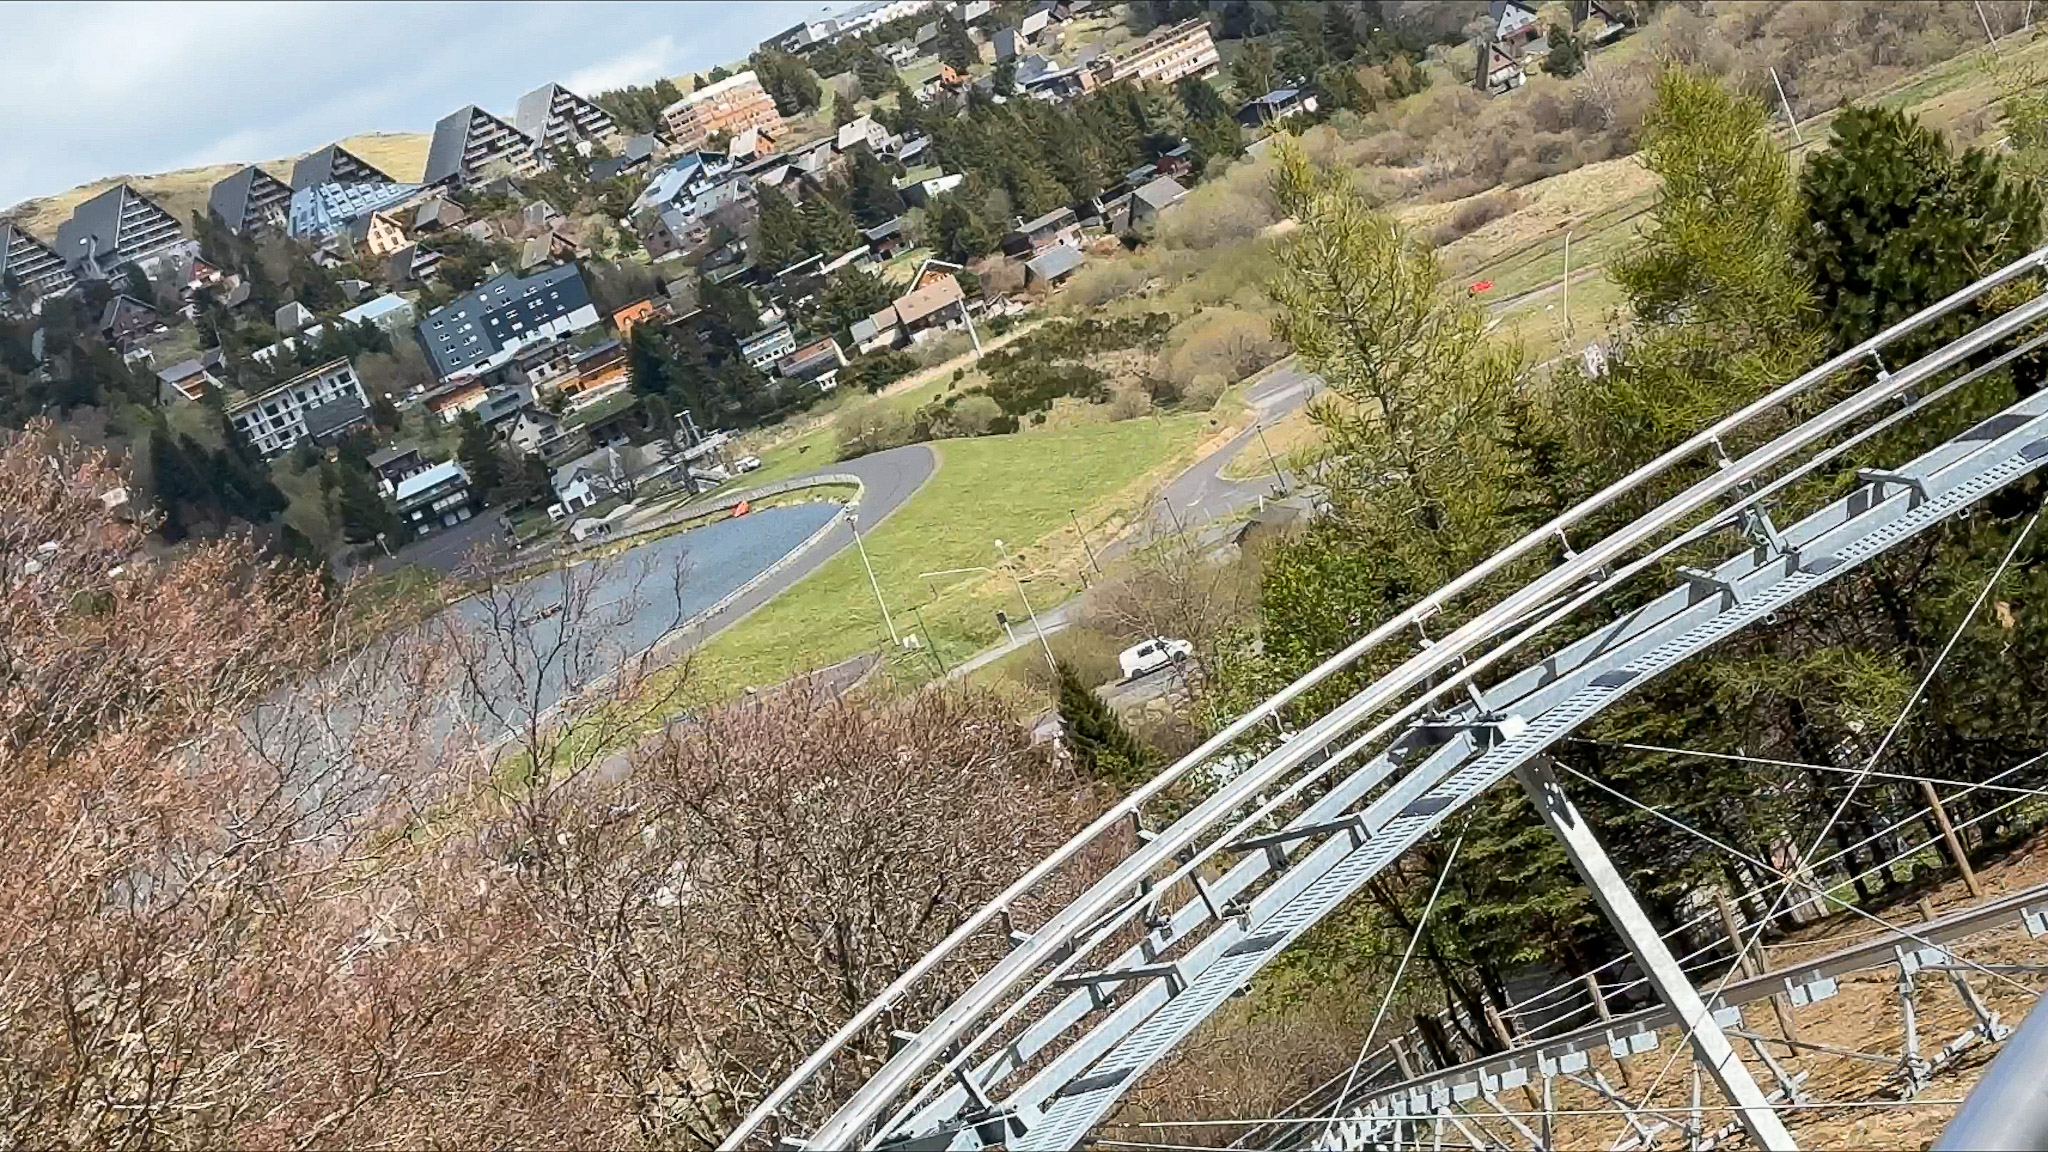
1431 189 1525 246
1155 308 1290 390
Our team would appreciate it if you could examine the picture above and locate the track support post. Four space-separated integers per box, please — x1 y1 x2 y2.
1514 757 1798 1151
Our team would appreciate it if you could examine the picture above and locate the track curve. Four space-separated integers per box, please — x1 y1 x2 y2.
732 252 2048 1152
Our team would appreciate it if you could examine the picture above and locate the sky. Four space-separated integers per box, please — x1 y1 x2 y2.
0 0 835 212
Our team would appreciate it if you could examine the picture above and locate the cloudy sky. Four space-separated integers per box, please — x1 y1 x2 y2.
0 1 832 211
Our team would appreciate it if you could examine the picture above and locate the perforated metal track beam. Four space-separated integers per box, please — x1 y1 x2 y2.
888 390 2048 1151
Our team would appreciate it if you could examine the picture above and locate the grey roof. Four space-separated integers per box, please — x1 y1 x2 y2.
302 393 371 440
290 144 392 191
862 216 904 241
367 442 421 469
513 84 566 144
415 263 593 378
0 219 74 298
1134 175 1189 212
1025 243 1084 281
156 357 209 385
1017 205 1076 234
208 166 293 234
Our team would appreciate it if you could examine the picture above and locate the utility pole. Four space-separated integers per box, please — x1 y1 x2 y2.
1071 508 1103 572
1769 67 1802 145
848 509 899 645
1256 423 1289 494
996 539 1058 675
1977 0 2002 51
1561 230 1572 339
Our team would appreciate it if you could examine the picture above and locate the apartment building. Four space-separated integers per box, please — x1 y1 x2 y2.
416 263 601 379
1095 18 1219 86
0 220 77 301
290 143 393 190
288 179 425 241
226 358 370 457
660 71 783 152
207 166 295 235
54 183 186 279
514 83 620 158
423 104 538 188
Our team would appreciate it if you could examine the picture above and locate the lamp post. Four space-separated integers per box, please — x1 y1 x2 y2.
847 508 899 645
995 539 1058 675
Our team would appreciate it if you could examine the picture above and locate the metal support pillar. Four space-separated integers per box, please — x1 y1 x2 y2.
1515 757 1798 1150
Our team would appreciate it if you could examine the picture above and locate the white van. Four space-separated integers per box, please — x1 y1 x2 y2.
1119 637 1193 681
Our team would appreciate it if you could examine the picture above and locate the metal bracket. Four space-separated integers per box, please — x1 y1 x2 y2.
1231 813 1369 870
1859 467 1929 505
1678 566 1743 606
1783 972 1838 1006
1053 961 1186 999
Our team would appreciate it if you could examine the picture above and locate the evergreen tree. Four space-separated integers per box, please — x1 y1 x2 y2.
456 410 503 500
1545 23 1585 78
1055 660 1151 786
147 429 205 540
924 178 1002 263
332 459 397 544
697 274 762 347
752 49 823 116
935 14 978 71
847 148 907 226
753 182 811 268
1229 41 1278 101
1794 103 2043 353
801 193 861 256
1177 76 1243 162
813 266 895 337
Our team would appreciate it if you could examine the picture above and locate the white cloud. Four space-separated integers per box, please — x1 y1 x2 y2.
0 0 820 215
564 36 686 96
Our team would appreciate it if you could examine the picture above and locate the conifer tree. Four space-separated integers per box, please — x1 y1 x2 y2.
753 182 811 269
456 410 502 500
1055 660 1151 787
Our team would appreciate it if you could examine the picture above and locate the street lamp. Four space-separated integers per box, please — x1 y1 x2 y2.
846 508 900 645
919 544 1059 676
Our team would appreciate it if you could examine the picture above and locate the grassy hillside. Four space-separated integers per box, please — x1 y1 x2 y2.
5 132 432 237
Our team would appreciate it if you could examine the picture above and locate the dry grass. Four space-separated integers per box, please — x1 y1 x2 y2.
337 132 432 183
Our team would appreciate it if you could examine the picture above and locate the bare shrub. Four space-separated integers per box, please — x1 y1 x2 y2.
1429 188 1524 245
1156 308 1290 390
1063 259 1150 309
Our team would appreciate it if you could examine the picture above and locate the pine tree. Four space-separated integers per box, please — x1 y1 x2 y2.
456 410 503 501
848 148 907 226
753 182 811 268
935 14 978 71
801 194 860 256
332 460 397 544
1055 660 1152 787
925 179 1001 263
147 429 203 540
1545 23 1585 78
1794 103 2043 353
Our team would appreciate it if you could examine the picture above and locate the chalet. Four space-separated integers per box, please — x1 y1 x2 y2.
98 294 161 345
559 339 631 409
339 293 416 334
300 389 373 445
506 407 581 460
612 299 658 337
862 217 909 260
1025 243 1084 287
1475 39 1527 96
777 336 847 382
1002 205 1082 257
590 134 659 182
892 273 966 338
156 356 224 403
276 301 316 334
1490 0 1546 53
350 208 410 257
836 114 898 155
367 442 430 492
413 198 468 233
1237 88 1319 129
1129 175 1188 229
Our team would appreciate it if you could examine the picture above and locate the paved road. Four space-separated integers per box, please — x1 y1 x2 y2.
947 362 1322 680
1148 362 1318 539
645 442 938 660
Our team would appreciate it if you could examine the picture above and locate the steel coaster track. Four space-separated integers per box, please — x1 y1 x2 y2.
1309 881 2048 1151
728 253 2048 1152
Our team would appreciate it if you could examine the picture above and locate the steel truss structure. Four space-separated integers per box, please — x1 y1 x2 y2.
730 251 2048 1152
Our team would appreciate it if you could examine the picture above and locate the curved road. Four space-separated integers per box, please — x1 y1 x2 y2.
1152 361 1318 531
649 442 937 658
